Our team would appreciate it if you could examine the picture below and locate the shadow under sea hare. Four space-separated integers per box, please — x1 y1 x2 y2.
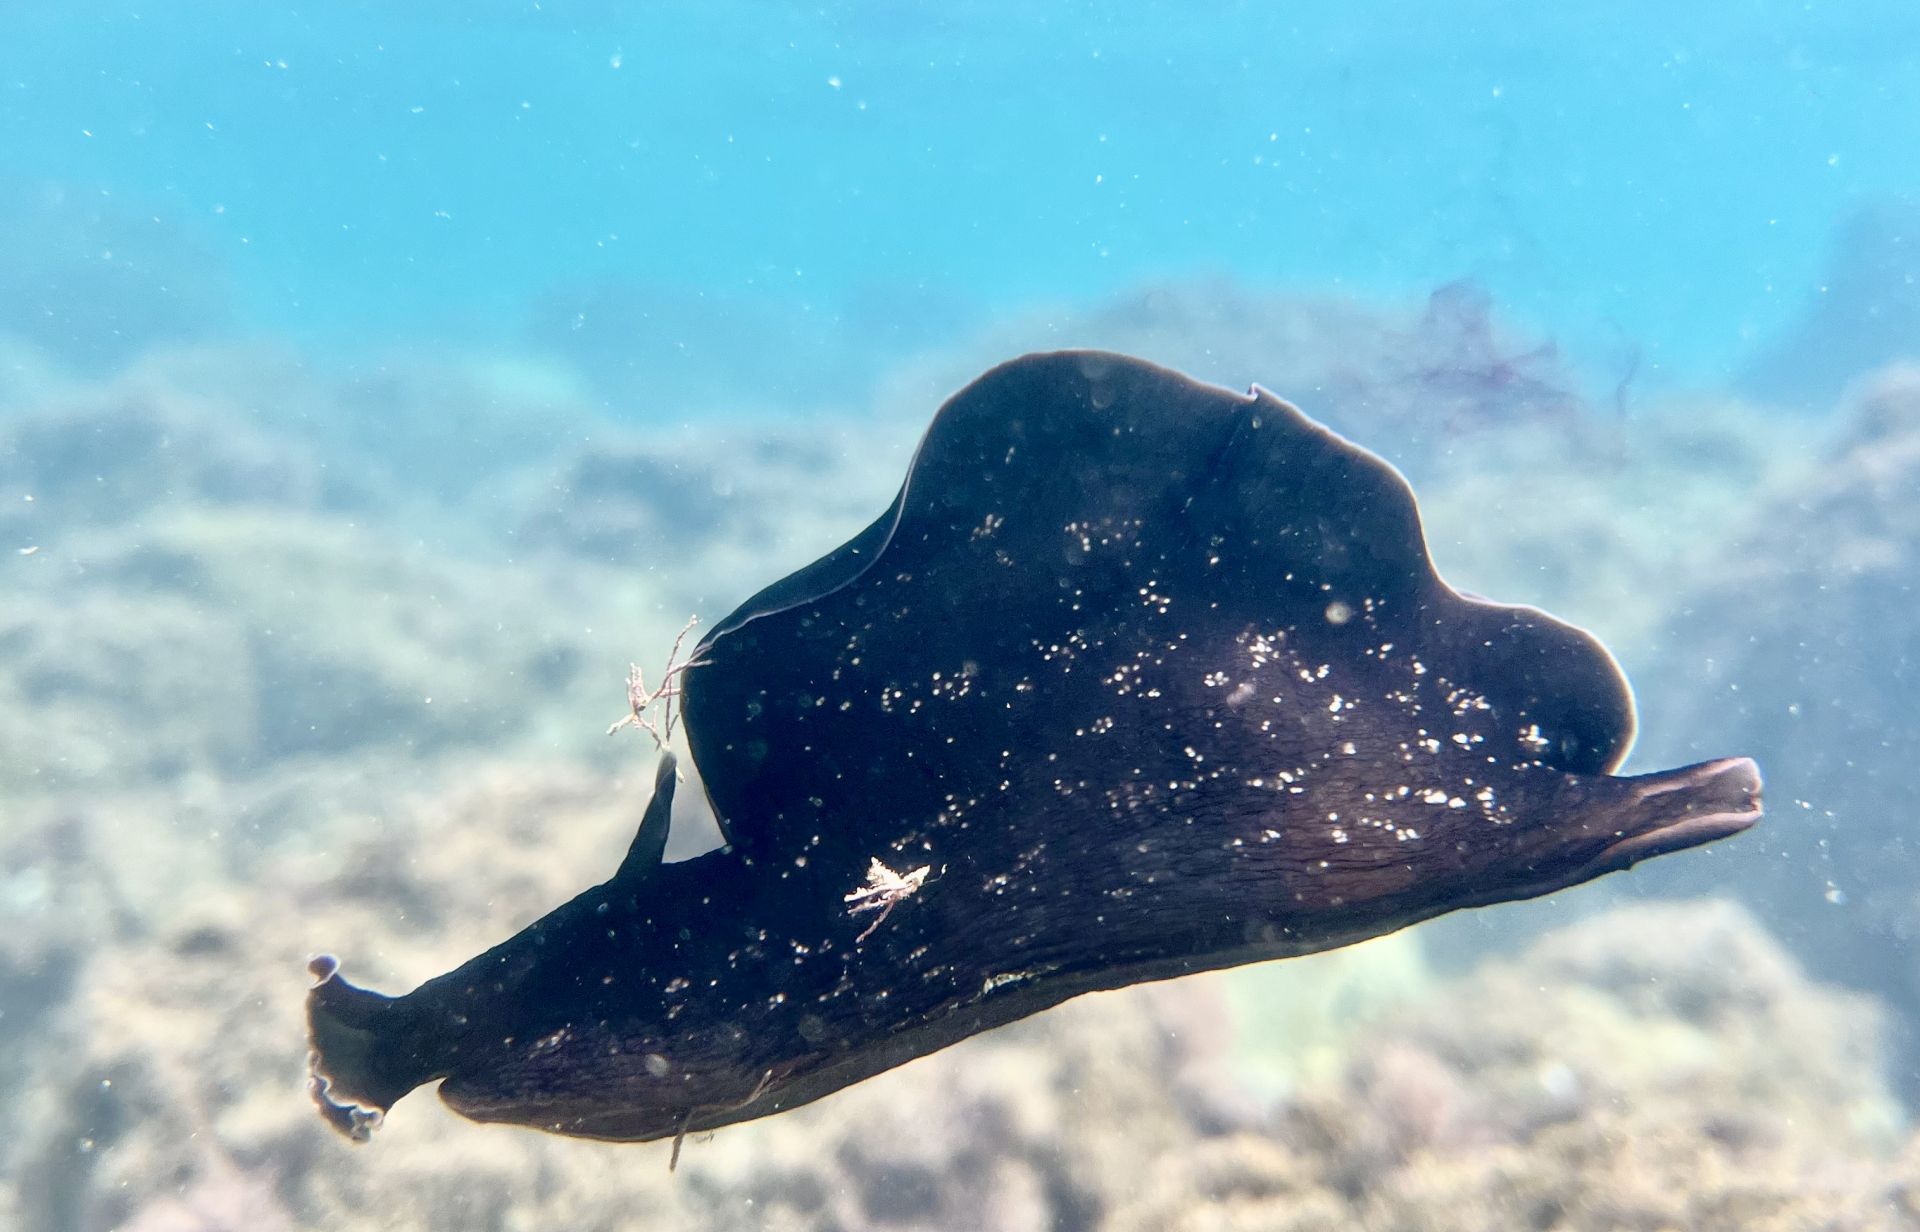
305 351 1762 1148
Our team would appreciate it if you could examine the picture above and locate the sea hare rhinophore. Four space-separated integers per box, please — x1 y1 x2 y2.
307 351 1762 1148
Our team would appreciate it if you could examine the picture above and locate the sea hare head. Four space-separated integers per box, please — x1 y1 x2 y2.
1257 754 1762 934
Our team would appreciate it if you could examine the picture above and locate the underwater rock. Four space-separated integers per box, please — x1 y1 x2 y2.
13 779 1900 1232
0 583 262 787
306 351 1760 1147
513 422 902 577
1304 898 1895 1163
1104 899 1905 1232
0 507 630 788
876 280 1597 486
1740 200 1920 412
0 765 650 1232
0 347 753 791
323 352 602 509
1643 364 1920 1080
1 759 1235 1231
0 380 352 545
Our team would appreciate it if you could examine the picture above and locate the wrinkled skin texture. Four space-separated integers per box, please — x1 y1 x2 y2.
307 351 1760 1145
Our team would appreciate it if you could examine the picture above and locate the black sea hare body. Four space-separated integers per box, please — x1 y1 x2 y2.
307 351 1762 1146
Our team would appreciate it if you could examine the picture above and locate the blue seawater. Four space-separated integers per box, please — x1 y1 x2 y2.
2 1 1914 396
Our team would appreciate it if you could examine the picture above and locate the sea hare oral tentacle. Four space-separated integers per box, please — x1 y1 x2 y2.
306 350 1761 1147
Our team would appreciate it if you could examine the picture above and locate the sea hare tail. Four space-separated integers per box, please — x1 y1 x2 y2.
306 956 435 1142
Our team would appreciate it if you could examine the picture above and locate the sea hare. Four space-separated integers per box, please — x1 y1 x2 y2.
307 351 1762 1149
